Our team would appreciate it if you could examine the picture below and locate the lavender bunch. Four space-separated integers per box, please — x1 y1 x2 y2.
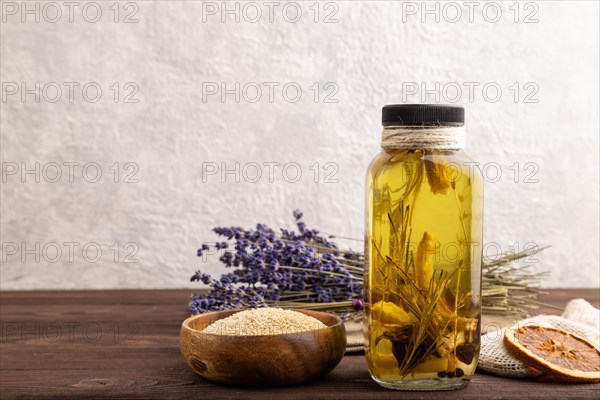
190 210 364 317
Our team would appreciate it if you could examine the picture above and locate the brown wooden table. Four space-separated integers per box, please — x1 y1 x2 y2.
1 289 598 399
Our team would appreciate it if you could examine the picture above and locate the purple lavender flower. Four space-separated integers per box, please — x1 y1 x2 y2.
189 211 363 316
352 298 364 311
196 244 210 257
293 210 303 220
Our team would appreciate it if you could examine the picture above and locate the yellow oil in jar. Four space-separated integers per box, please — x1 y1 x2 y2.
365 148 483 390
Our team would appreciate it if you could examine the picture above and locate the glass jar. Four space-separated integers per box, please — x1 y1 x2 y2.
364 104 483 391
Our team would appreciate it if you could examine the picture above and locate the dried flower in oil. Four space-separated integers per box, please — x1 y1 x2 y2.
424 152 456 194
415 231 436 293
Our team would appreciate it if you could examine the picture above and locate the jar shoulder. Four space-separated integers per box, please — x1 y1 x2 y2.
368 149 482 178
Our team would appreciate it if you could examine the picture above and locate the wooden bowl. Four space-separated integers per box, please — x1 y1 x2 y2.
179 309 346 386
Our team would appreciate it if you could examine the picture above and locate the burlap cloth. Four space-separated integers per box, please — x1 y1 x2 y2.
344 321 364 353
478 298 600 377
344 298 600 378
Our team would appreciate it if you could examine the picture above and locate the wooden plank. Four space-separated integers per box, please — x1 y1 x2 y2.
1 361 599 400
0 290 192 306
1 289 599 399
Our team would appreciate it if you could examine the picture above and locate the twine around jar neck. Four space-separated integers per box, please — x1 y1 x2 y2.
381 126 465 150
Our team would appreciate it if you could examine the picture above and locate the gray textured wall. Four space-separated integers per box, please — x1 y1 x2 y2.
1 1 598 289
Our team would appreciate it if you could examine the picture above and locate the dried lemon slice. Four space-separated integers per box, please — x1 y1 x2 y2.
504 324 600 382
